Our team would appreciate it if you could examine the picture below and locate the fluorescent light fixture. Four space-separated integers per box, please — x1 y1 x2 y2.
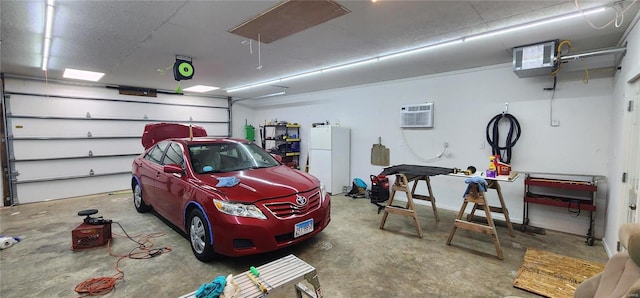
227 71 322 92
41 0 55 70
45 1 54 36
280 70 321 82
232 88 288 102
63 68 105 81
183 85 220 93
322 58 378 73
43 38 51 59
41 57 49 71
227 79 282 93
465 7 606 42
379 39 463 61
224 5 608 93
255 90 286 98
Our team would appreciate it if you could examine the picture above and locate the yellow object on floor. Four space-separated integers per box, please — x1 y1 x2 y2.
513 248 605 298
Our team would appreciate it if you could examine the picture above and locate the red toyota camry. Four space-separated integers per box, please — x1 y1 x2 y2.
131 124 331 261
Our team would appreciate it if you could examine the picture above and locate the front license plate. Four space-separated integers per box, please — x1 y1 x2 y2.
294 218 314 238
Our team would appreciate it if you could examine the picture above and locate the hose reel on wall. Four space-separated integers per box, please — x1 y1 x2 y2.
486 106 521 164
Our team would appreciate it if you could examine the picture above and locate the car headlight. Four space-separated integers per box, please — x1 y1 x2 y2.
320 182 327 201
213 199 267 220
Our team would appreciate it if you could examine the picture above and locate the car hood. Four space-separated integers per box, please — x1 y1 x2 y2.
194 165 319 202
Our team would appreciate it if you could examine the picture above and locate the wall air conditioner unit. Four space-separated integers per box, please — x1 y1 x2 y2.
400 103 434 128
513 39 558 78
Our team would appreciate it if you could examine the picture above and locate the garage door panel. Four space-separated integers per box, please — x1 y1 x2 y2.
197 123 230 137
11 119 151 137
15 175 131 204
11 118 227 138
12 139 143 160
6 80 228 108
15 157 133 181
107 103 229 121
9 94 228 122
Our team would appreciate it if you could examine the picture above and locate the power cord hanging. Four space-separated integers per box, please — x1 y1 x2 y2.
485 112 521 164
551 40 590 83
552 40 573 77
575 0 638 29
568 200 582 217
400 129 448 163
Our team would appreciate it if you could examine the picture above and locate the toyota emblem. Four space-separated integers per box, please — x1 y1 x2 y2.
296 194 308 206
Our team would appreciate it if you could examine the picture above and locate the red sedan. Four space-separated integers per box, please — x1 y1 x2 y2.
131 129 331 261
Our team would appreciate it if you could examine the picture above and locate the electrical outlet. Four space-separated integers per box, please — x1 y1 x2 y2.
551 120 560 127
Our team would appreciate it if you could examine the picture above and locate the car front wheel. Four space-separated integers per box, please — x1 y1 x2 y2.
133 182 151 213
188 209 215 262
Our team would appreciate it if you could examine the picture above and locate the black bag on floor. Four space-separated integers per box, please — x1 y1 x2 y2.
369 174 389 213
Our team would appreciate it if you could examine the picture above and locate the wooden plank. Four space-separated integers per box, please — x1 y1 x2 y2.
464 196 485 204
228 0 350 44
471 205 505 214
384 206 415 217
513 248 604 298
454 220 495 235
412 194 434 201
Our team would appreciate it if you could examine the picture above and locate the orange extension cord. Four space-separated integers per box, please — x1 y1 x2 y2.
74 224 171 296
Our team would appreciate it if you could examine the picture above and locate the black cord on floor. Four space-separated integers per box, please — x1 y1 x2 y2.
112 221 171 259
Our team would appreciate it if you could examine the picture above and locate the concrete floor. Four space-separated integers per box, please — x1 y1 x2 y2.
0 191 609 297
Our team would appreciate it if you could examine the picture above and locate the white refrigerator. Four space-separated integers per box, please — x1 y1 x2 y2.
309 126 350 195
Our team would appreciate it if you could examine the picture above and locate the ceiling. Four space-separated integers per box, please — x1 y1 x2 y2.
1 0 639 100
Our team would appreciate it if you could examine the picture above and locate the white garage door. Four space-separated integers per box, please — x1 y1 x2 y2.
2 78 229 205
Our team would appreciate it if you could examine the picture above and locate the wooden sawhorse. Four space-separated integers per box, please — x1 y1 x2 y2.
446 183 504 260
379 174 439 238
466 180 515 238
179 254 322 298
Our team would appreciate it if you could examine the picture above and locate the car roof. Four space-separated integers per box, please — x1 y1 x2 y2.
168 137 251 146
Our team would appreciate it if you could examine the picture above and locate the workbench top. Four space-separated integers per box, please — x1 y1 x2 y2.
448 171 520 182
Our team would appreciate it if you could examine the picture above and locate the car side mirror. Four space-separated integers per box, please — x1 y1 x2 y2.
272 154 283 163
163 164 184 174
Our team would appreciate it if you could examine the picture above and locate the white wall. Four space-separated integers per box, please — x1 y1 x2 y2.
233 62 614 240
230 102 256 140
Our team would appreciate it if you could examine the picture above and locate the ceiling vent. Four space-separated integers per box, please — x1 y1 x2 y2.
401 103 434 128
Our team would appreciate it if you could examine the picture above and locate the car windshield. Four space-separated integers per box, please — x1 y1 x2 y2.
188 142 280 174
